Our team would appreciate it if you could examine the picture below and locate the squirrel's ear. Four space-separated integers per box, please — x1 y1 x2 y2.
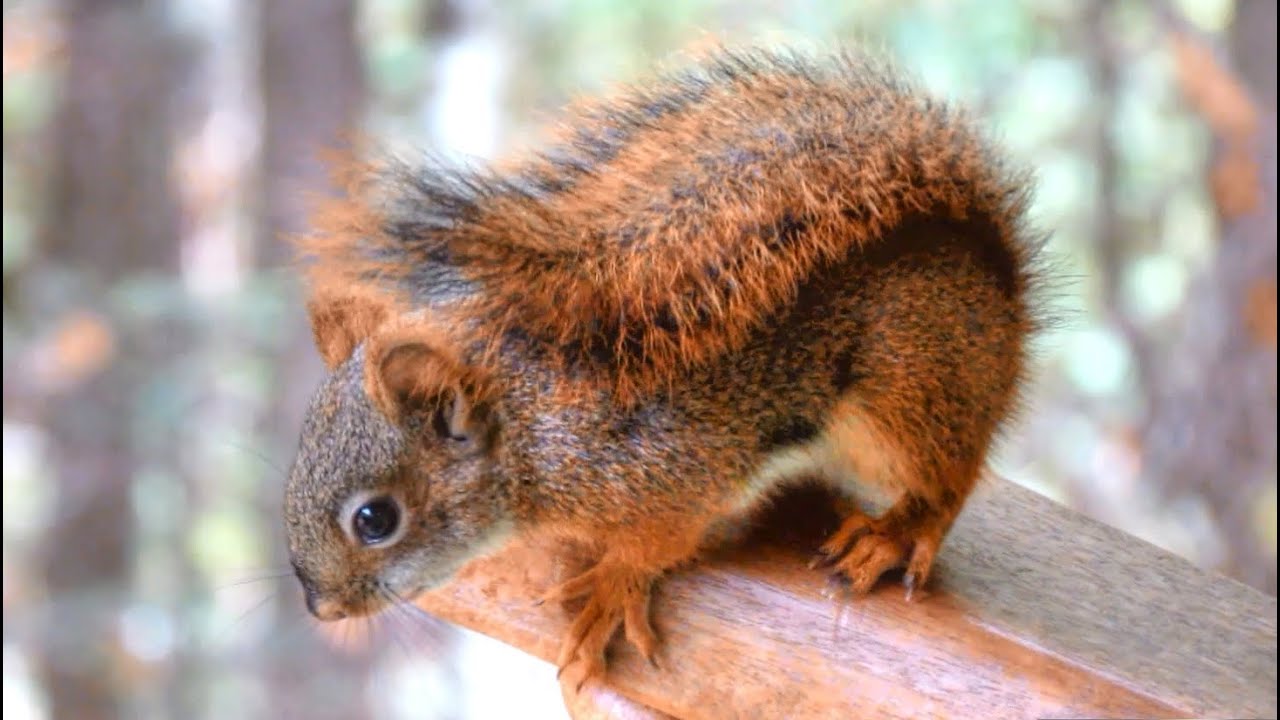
307 294 390 370
366 329 495 439
371 340 438 417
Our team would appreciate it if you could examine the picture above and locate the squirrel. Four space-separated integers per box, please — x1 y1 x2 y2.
283 47 1048 690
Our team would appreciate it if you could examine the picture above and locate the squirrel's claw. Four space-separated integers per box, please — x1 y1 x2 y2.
808 550 833 571
545 562 662 692
556 590 606 668
622 589 659 667
557 651 606 695
809 524 871 571
902 536 938 602
903 572 918 602
817 500 944 599
539 566 600 607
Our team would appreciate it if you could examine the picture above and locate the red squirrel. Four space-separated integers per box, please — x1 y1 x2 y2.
283 47 1048 689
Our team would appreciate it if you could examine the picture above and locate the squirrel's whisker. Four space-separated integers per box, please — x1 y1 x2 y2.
213 570 293 592
387 584 453 650
389 586 449 634
374 586 431 657
207 589 278 652
222 440 289 479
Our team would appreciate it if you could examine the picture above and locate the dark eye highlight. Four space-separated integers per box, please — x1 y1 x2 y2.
351 496 401 545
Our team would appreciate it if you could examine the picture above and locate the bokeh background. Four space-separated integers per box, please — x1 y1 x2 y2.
2 0 1275 718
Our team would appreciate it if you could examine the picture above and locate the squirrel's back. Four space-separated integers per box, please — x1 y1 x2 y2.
493 212 1031 519
301 47 1047 405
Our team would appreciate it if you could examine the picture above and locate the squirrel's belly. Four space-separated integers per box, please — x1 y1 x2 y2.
735 439 834 512
732 398 908 515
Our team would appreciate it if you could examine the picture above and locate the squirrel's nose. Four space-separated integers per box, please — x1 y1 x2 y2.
305 591 347 621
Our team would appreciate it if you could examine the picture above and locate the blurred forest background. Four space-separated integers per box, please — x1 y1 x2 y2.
2 0 1275 718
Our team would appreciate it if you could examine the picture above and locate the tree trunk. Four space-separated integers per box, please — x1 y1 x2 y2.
36 2 185 719
1145 1 1278 594
256 1 373 716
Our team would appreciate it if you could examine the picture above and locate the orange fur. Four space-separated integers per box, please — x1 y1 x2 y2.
292 48 1040 405
307 288 395 371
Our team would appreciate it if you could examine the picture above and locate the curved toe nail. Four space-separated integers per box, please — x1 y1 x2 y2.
810 552 836 570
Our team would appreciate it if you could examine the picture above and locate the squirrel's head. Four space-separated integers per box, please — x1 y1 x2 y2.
284 315 512 622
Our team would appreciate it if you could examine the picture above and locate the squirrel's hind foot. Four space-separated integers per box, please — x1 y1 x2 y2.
544 562 661 692
811 498 947 601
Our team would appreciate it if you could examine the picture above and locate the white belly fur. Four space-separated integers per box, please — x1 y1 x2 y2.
734 399 908 515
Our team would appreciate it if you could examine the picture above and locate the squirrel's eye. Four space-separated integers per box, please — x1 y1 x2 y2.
351 496 401 546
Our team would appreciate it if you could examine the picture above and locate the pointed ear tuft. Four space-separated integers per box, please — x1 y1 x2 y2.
307 292 391 370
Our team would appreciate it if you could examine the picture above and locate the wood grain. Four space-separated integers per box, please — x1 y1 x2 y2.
561 681 678 720
419 476 1278 719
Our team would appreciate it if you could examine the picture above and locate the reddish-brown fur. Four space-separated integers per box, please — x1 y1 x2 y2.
299 49 1040 405
284 47 1050 692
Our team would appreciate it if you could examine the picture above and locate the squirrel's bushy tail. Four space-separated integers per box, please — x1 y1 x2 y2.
300 47 1045 401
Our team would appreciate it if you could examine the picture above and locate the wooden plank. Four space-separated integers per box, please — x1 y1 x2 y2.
419 476 1278 719
561 682 676 720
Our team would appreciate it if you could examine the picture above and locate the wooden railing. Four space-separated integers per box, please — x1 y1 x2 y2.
419 476 1278 719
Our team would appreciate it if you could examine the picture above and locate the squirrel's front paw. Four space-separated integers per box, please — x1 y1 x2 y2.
539 563 661 692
